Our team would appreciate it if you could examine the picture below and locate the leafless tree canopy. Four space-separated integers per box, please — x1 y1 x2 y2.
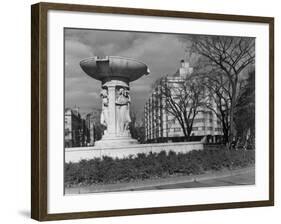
190 36 255 78
200 72 231 143
189 35 255 146
157 75 205 140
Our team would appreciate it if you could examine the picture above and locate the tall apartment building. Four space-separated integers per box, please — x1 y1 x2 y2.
144 60 223 143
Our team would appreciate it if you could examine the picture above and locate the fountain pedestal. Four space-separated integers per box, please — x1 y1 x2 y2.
80 56 149 148
95 79 138 147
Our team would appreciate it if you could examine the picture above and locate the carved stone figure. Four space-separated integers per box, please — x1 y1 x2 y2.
100 88 109 128
116 88 131 134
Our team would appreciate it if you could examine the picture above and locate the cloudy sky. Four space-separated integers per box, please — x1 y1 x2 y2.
64 28 191 118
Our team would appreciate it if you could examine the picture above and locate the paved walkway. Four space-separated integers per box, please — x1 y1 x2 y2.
65 166 255 195
133 169 255 191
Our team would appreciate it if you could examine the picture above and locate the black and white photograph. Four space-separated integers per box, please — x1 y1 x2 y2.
64 28 255 194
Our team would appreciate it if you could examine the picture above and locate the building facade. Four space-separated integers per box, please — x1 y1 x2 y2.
65 107 103 147
144 60 223 143
85 108 101 146
64 107 85 147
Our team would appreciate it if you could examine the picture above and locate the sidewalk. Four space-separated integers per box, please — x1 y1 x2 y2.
65 166 255 194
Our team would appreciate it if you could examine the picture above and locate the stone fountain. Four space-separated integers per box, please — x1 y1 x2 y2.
65 56 203 161
80 56 150 148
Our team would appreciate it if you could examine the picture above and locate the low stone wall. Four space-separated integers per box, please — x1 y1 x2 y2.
65 142 204 163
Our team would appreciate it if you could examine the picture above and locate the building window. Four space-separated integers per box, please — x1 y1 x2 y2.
205 111 213 116
194 118 204 123
169 119 176 124
192 127 198 131
207 127 213 131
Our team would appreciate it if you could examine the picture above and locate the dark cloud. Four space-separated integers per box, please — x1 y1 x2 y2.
65 29 148 56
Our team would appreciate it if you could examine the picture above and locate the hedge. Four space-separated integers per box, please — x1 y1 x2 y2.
65 149 255 187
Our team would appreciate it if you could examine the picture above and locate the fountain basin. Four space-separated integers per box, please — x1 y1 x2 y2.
80 56 150 83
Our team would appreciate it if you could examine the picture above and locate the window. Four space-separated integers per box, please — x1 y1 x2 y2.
169 119 176 124
194 118 204 123
205 111 213 116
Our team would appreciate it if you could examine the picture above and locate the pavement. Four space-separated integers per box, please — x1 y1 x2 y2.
132 169 255 191
65 166 255 195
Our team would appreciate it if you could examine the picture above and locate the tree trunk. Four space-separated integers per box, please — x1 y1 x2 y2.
229 81 237 150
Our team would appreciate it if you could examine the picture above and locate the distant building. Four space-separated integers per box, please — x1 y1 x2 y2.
85 113 95 146
144 60 223 143
85 108 102 146
64 107 85 147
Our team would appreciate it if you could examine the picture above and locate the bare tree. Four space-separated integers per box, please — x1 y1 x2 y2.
155 75 205 141
198 69 231 144
189 35 255 146
234 69 255 148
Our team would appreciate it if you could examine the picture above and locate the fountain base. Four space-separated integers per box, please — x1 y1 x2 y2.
94 137 139 149
94 131 139 148
65 142 204 162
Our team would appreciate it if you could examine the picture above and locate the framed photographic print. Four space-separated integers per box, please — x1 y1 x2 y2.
31 2 274 221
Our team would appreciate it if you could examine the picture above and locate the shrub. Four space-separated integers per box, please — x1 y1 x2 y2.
65 149 255 186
